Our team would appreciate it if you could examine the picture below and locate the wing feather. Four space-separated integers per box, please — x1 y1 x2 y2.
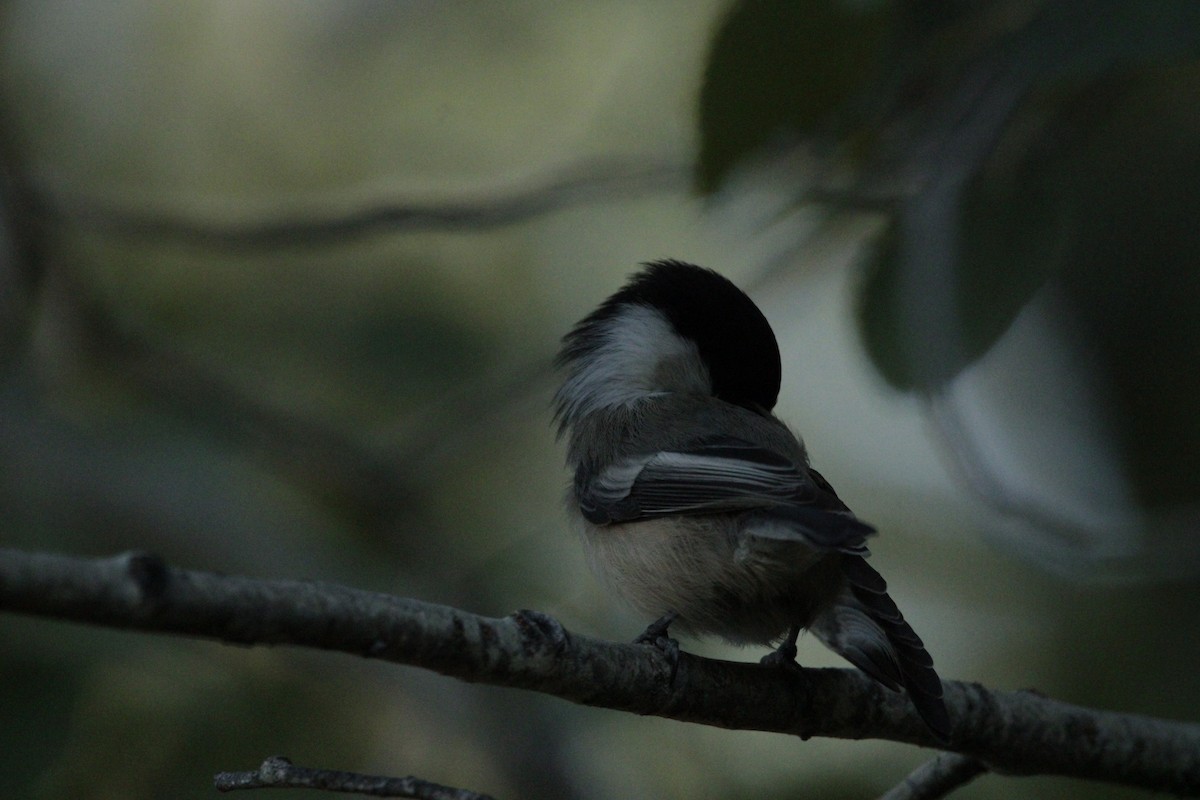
579 437 873 552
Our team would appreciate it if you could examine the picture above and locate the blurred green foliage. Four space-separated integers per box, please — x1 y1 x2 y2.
702 0 1200 523
698 0 892 192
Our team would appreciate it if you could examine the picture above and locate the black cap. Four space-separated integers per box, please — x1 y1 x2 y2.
561 260 781 412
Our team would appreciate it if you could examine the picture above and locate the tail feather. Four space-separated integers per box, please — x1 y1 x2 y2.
818 555 951 742
812 605 902 691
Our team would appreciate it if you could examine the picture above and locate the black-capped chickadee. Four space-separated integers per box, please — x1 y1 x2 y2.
554 260 950 741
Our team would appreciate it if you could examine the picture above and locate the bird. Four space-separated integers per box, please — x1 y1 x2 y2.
553 259 950 741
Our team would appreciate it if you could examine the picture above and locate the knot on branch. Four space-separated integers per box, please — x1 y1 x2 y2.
119 550 169 607
510 609 571 658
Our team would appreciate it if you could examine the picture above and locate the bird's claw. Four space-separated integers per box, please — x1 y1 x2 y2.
635 611 681 683
760 627 805 674
759 648 804 674
634 611 678 645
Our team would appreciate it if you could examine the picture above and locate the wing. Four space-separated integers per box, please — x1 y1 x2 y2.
578 436 874 552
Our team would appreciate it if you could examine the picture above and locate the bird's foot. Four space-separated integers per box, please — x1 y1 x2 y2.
634 610 678 645
635 611 681 682
759 646 803 672
760 626 805 674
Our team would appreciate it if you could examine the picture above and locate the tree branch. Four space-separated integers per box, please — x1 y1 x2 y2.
878 752 988 800
2 547 1199 795
215 756 495 799
28 158 686 250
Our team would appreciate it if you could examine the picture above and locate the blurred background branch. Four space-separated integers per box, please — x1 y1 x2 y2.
14 155 687 536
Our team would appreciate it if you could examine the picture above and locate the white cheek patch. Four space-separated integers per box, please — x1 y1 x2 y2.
559 305 711 419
